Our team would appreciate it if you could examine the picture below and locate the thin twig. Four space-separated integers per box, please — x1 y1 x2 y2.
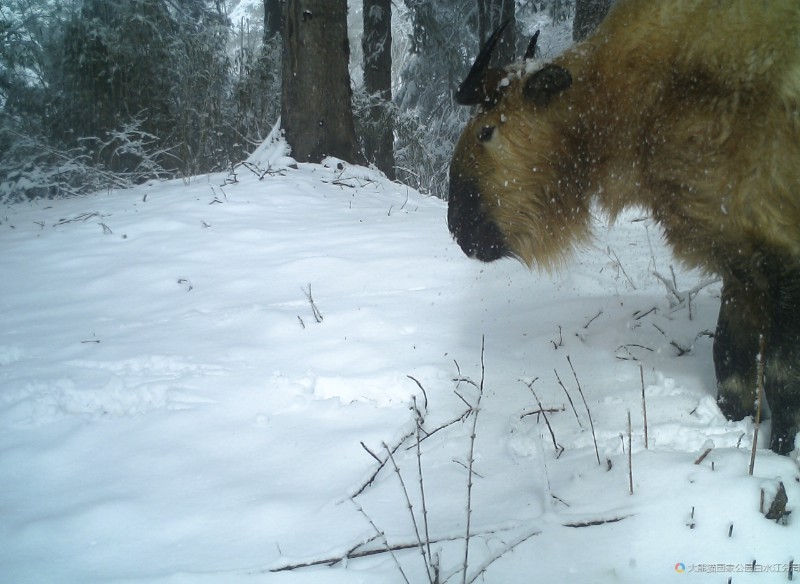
465 528 541 584
270 516 631 575
352 429 416 497
627 410 633 495
384 442 434 583
652 269 719 320
53 212 101 226
584 310 603 329
412 396 434 581
568 355 601 465
524 378 563 457
410 408 472 448
640 365 648 449
694 447 713 465
564 515 631 528
462 337 486 584
408 375 429 410
360 441 382 463
551 325 563 349
554 368 583 428
302 284 323 323
606 247 636 290
520 405 565 419
749 334 766 476
269 527 519 573
352 502 412 584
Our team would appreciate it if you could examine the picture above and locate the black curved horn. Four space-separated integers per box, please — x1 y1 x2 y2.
455 20 511 106
524 30 540 60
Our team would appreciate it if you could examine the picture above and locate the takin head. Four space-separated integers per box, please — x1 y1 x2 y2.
447 25 591 270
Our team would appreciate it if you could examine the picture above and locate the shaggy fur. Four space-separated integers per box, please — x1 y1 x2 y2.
448 0 800 454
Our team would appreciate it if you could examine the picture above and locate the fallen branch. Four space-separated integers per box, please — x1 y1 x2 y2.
269 528 515 573
694 447 714 465
520 405 565 419
563 515 631 528
270 515 631 574
53 212 101 226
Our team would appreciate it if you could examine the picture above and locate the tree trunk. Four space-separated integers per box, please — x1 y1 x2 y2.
573 0 613 41
478 0 516 66
362 0 395 179
281 0 363 164
264 0 282 44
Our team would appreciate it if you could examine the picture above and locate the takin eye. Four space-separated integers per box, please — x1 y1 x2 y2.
477 126 495 142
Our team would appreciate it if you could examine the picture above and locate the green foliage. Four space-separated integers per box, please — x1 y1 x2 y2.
0 0 274 200
52 0 230 176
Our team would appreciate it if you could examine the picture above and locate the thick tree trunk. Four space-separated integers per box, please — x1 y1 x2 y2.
281 0 363 164
478 0 516 66
362 0 395 179
264 0 282 44
573 0 613 41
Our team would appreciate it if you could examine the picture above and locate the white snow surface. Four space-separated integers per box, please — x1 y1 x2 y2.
1 142 798 583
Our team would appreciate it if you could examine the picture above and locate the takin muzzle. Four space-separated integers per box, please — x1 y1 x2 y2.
447 174 511 262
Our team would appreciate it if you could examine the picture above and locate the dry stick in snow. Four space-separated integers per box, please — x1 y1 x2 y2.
554 368 583 428
353 502 412 584
694 447 714 465
652 269 719 320
584 309 604 329
606 246 636 290
464 528 542 584
269 514 630 574
525 378 563 457
462 337 486 584
520 405 565 419
749 334 766 476
407 375 429 411
353 429 416 498
567 355 601 465
411 395 436 582
411 408 472 448
302 284 323 323
269 527 527 573
383 442 434 584
640 365 648 449
627 410 634 495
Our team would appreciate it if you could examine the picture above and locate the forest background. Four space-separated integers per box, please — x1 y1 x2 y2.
0 0 611 202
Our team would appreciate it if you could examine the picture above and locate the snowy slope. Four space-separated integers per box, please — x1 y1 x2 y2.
1 141 798 583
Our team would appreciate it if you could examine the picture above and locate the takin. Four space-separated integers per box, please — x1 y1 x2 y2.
447 0 800 455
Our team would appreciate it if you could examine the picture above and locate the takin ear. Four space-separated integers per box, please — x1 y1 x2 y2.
523 64 573 106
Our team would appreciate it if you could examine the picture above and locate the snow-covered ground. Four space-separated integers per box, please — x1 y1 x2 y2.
1 138 797 583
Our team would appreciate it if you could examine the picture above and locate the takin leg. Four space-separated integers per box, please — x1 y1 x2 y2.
713 272 770 426
764 267 800 454
714 265 800 455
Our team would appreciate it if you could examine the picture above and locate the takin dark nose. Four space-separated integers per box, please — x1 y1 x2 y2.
447 175 510 262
